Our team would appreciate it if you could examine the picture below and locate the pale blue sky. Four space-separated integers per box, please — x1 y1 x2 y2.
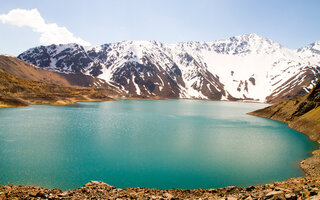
0 0 319 56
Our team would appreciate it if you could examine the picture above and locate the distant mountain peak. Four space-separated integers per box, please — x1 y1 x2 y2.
300 41 320 53
235 33 265 40
206 33 282 55
297 41 320 61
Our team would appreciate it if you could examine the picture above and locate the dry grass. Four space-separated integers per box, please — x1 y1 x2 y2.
249 80 320 142
0 69 113 107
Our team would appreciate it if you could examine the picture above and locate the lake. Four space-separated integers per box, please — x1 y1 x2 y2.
0 99 317 190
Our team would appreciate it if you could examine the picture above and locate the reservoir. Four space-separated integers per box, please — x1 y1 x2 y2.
0 100 317 190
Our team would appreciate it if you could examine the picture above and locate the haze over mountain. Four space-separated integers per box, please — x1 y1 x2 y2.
18 33 320 103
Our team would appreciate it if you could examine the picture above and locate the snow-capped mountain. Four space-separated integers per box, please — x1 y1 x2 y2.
18 33 320 102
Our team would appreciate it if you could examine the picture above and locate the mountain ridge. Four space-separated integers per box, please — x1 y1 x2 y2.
18 33 320 102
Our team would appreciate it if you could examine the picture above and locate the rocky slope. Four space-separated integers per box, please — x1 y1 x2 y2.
0 55 121 95
0 64 114 108
18 33 320 102
249 80 320 142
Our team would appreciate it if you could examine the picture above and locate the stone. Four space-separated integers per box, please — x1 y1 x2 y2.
58 191 69 197
310 188 318 196
306 194 320 200
226 196 238 200
0 192 5 199
284 193 297 200
163 192 174 199
28 191 38 197
208 189 218 193
265 190 285 199
245 186 255 191
36 192 47 198
84 180 116 189
245 196 253 200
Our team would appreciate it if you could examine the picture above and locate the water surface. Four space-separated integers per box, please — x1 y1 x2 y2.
0 100 317 190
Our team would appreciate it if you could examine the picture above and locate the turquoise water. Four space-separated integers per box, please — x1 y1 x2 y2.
0 99 317 190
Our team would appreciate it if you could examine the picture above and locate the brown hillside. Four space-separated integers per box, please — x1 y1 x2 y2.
0 68 114 108
0 55 122 96
249 80 320 142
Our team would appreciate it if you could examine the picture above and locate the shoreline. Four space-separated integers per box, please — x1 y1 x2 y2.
1 101 320 199
0 96 116 108
247 113 320 178
248 114 320 181
0 95 271 109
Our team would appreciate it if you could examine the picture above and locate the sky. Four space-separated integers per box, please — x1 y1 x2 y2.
0 0 319 56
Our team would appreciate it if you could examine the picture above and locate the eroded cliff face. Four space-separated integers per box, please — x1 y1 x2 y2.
249 80 320 142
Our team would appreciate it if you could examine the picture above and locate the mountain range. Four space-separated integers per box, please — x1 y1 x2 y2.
17 33 320 102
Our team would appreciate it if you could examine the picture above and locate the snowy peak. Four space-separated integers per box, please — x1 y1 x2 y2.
19 43 92 73
298 41 320 55
208 33 282 55
170 33 282 55
297 41 320 64
312 41 320 52
18 34 320 102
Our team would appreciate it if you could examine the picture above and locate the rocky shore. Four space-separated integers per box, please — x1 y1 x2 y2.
1 177 320 200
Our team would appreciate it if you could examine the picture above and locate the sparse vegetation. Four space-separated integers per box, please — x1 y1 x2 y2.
0 69 113 107
249 80 320 141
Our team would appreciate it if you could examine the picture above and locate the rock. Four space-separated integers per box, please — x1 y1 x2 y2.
84 180 116 189
284 193 297 200
225 186 237 192
163 192 174 199
265 190 285 199
208 189 218 193
58 191 69 197
275 187 292 193
310 188 318 196
28 191 38 197
245 186 255 191
226 196 238 200
0 192 5 199
36 192 47 198
306 194 320 200
245 196 253 200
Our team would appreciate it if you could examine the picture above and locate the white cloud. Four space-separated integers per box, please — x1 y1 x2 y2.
0 8 91 46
